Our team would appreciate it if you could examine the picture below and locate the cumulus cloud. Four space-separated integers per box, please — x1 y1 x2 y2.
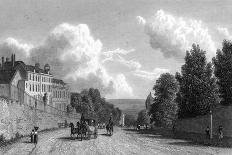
137 10 216 61
107 74 134 99
217 27 232 40
0 38 33 61
136 16 146 25
0 23 134 98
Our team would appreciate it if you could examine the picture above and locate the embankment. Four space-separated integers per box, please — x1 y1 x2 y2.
0 97 78 140
176 105 232 137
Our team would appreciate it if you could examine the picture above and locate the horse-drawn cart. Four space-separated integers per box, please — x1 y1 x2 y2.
84 116 98 139
70 116 98 140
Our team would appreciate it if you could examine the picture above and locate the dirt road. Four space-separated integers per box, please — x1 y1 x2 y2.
1 127 232 155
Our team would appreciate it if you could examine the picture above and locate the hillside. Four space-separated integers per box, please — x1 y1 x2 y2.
107 99 145 118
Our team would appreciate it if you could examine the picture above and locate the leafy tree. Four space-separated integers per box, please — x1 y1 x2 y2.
70 88 122 125
137 109 150 125
150 73 179 127
213 40 232 105
176 44 219 118
124 114 137 127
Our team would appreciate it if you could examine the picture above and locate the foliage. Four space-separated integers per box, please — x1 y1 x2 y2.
149 73 179 127
176 44 219 118
137 109 150 125
71 88 122 125
0 134 5 143
213 40 232 105
124 114 137 127
66 104 74 113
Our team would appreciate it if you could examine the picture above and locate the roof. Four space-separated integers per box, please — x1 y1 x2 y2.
3 61 52 75
52 78 65 85
0 70 16 84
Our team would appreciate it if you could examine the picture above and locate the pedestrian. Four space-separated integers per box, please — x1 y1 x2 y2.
205 126 210 139
34 127 38 145
30 129 35 143
218 125 223 142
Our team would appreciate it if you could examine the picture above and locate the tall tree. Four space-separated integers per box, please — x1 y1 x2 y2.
176 44 219 118
70 88 122 125
124 114 137 127
137 109 150 125
150 73 179 127
213 40 232 105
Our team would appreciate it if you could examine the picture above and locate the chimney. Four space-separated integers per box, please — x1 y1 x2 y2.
13 54 15 63
11 54 14 67
2 57 4 69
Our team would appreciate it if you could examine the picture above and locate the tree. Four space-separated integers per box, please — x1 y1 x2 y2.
70 88 122 125
124 114 137 127
213 40 232 105
149 73 179 127
176 44 219 118
137 109 150 125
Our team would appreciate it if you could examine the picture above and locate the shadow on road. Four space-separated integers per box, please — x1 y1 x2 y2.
57 137 83 141
22 141 33 144
122 128 232 148
99 133 112 137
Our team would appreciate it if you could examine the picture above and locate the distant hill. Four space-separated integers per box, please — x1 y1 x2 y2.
107 99 145 118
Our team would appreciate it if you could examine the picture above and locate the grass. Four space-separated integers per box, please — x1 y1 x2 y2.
0 132 23 148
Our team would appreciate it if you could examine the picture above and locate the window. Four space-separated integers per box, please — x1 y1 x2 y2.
29 84 31 91
26 83 27 88
32 84 34 92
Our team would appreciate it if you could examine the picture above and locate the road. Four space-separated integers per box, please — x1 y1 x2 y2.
1 127 232 155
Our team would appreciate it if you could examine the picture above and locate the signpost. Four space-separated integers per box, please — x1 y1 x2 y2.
210 104 213 139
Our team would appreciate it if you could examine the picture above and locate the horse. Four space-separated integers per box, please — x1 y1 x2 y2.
70 122 85 140
70 122 77 138
106 122 113 136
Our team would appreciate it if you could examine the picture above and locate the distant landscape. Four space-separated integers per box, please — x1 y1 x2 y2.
107 99 146 118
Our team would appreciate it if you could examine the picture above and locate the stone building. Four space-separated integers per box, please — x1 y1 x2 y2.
52 78 71 112
145 92 154 112
0 54 71 110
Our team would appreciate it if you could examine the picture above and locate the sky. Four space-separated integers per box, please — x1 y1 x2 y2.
0 0 231 99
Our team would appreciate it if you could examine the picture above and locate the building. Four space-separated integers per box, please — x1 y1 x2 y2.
52 78 71 112
145 92 154 112
0 69 23 101
0 54 71 111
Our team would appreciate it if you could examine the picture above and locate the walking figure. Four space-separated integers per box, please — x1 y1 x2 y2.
218 125 223 143
30 129 35 143
43 93 48 111
34 127 39 145
205 126 210 139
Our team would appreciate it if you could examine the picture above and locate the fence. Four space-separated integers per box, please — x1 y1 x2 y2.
8 84 79 119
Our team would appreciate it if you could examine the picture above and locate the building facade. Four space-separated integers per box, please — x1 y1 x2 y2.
145 92 154 112
0 54 71 110
52 78 71 112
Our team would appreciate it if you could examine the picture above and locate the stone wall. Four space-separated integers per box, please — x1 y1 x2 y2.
0 97 79 140
176 105 232 137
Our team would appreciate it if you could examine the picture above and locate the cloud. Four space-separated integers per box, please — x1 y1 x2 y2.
0 23 134 98
136 16 146 25
102 48 168 81
137 10 216 61
133 68 169 80
217 27 232 40
0 38 33 61
107 74 134 99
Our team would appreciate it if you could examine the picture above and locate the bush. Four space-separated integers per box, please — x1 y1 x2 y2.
0 134 6 143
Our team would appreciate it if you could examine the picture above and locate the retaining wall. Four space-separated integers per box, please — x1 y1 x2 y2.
0 97 78 140
176 105 232 137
